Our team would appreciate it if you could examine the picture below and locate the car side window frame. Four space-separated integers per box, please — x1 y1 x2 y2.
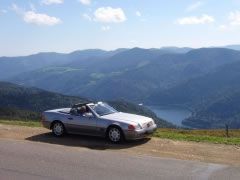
86 105 99 118
70 106 96 118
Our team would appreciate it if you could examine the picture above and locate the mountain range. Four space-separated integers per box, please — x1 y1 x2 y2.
1 45 240 128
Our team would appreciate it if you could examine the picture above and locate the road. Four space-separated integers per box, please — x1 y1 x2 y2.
0 139 240 180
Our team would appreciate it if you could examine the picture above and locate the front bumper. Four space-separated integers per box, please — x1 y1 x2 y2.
124 124 157 140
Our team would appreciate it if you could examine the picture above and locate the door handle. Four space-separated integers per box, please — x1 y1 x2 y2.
68 117 73 120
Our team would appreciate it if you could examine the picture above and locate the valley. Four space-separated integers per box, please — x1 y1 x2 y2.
0 81 173 128
1 46 240 129
2 2 240 179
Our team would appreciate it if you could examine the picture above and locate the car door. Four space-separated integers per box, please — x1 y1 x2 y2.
67 114 97 135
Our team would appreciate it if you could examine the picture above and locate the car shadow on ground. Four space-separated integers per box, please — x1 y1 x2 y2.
25 132 150 150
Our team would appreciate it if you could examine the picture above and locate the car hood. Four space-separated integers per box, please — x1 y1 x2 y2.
101 112 153 125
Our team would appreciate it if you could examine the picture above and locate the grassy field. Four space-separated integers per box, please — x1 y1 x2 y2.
0 119 240 145
153 129 240 145
0 119 41 127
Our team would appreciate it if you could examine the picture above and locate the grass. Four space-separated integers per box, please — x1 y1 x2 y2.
0 119 41 127
154 128 240 145
0 119 239 145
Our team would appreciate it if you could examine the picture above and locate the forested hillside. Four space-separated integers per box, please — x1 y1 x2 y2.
1 47 240 128
0 82 173 127
182 91 240 129
147 60 240 128
8 48 240 103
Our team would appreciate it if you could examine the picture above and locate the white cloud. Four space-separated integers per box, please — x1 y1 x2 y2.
218 25 228 31
186 1 204 12
217 11 240 31
94 7 126 23
24 11 61 26
177 14 215 25
1 9 7 14
101 25 110 31
41 0 64 5
79 0 91 5
11 3 23 14
229 11 240 26
82 13 92 21
12 3 61 26
136 11 141 17
217 24 233 32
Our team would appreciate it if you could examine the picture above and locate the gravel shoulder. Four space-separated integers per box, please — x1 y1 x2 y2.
0 124 240 166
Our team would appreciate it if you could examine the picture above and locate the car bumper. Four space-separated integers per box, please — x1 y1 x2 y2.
124 124 157 140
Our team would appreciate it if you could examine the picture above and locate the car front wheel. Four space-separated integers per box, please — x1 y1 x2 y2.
108 127 123 143
52 122 65 137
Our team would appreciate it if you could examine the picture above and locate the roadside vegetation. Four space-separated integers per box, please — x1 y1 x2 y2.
154 129 240 145
0 119 239 145
0 119 41 127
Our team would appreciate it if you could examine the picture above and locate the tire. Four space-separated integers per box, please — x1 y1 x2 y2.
107 126 123 143
52 121 65 137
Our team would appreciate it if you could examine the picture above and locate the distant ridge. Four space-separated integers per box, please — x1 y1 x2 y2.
1 47 240 128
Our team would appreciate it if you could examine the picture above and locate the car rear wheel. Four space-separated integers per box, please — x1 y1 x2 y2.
108 127 122 143
52 122 65 137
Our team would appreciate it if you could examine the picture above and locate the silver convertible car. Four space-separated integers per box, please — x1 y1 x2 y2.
41 102 157 143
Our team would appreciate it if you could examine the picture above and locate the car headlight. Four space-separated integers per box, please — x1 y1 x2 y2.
128 124 142 131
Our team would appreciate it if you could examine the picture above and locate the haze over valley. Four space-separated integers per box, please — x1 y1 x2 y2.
1 46 240 128
2 2 240 179
1 0 240 129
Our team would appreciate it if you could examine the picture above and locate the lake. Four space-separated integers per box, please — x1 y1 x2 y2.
147 106 192 127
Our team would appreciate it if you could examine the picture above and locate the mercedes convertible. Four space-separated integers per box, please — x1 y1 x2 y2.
41 102 157 143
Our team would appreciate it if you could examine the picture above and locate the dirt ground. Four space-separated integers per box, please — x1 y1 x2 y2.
0 124 240 166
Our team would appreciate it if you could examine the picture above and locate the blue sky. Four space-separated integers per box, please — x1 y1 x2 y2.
1 0 240 56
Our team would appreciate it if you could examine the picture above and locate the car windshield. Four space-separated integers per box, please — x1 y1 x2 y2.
89 102 118 116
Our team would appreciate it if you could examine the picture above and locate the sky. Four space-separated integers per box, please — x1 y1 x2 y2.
1 0 240 56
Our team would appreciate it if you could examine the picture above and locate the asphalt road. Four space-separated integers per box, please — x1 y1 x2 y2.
0 139 239 180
